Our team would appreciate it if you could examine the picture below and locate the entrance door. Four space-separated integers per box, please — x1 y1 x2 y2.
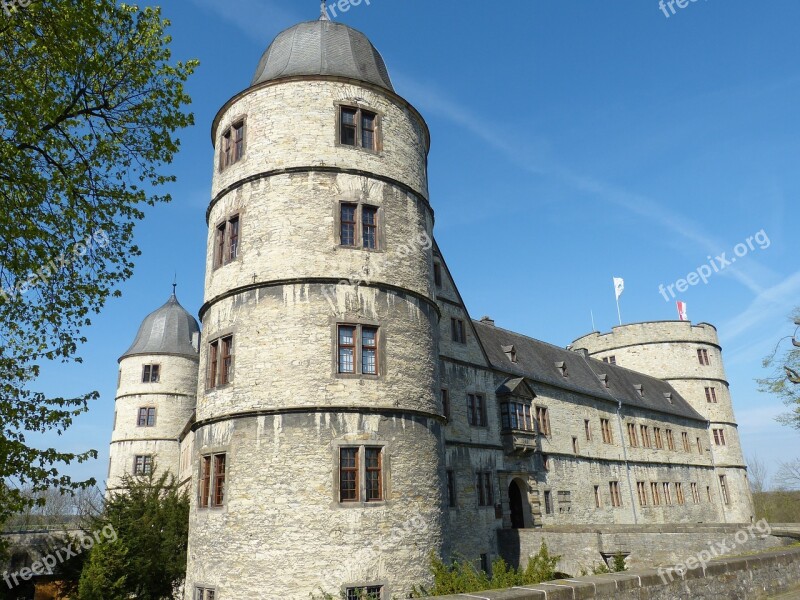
509 480 526 529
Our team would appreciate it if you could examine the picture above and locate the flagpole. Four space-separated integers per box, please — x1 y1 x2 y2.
616 296 622 326
591 310 596 332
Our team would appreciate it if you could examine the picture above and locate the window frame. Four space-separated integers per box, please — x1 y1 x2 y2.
651 482 661 506
198 452 227 509
627 422 639 448
476 471 494 507
207 335 234 390
500 401 533 432
219 118 246 171
345 586 383 600
666 429 676 451
441 388 450 420
705 386 718 403
451 318 466 344
213 214 242 269
713 428 726 446
609 481 622 508
719 475 730 505
697 348 711 366
142 363 160 383
682 431 691 452
336 323 381 377
600 418 613 444
637 481 648 507
337 445 386 505
446 469 457 508
337 104 381 153
654 427 663 449
133 454 153 476
535 405 551 437
640 425 651 448
467 393 487 427
137 407 157 428
195 587 217 600
433 262 443 287
337 202 382 251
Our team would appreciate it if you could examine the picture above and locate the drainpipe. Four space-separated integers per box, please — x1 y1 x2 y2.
707 420 728 524
616 399 638 524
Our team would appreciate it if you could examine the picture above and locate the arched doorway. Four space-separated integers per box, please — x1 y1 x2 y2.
509 479 527 529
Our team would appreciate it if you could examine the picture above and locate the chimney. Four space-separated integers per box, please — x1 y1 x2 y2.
480 316 495 327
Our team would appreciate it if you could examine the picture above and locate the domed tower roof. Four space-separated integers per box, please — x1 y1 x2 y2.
120 293 200 361
251 19 394 92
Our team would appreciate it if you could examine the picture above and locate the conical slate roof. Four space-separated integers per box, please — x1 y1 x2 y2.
251 20 394 92
120 293 200 361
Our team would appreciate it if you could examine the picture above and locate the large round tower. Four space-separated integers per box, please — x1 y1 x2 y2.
184 14 444 599
108 292 200 493
573 321 753 523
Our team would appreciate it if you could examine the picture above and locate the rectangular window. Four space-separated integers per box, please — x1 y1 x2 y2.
213 454 226 506
361 111 377 150
535 406 551 436
220 120 245 170
697 348 710 365
640 425 651 448
133 455 153 476
651 482 661 506
676 482 685 505
682 431 691 452
666 429 675 451
137 407 156 427
220 336 233 386
627 423 638 447
142 364 160 383
340 203 357 247
339 447 359 502
654 427 663 449
594 485 601 508
233 121 245 162
339 106 378 151
447 470 456 508
663 482 672 505
214 216 241 268
637 481 648 507
199 456 211 508
208 340 219 389
441 389 450 419
467 393 486 427
707 485 713 503
340 107 357 146
719 475 730 505
338 325 355 374
196 588 216 600
600 418 613 444
713 428 726 446
198 453 226 508
602 356 617 365
337 324 379 376
433 262 442 287
451 318 466 343
500 402 533 431
697 437 703 453
477 472 494 507
609 481 622 508
228 215 240 262
691 482 701 504
346 587 382 600
584 419 592 441
705 386 718 403
215 222 226 268
365 447 383 502
572 436 579 455
544 490 553 514
362 206 378 250
361 327 378 375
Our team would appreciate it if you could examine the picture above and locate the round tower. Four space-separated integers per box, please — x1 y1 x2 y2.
108 292 200 493
185 15 444 599
573 321 753 522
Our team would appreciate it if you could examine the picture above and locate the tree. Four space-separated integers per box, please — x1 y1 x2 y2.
0 0 196 533
78 471 190 600
747 454 769 494
775 459 800 491
758 310 800 430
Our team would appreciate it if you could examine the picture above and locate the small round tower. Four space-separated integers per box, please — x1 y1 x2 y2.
573 321 753 522
185 14 444 599
108 292 200 493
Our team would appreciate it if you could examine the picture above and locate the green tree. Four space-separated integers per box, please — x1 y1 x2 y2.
758 310 800 430
78 471 190 600
0 0 196 536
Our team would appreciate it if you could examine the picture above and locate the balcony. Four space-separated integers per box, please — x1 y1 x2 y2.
501 429 538 456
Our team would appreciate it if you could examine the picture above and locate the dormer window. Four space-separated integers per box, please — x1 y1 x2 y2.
339 106 379 152
663 392 673 404
602 356 617 365
502 345 517 364
555 361 568 377
634 384 644 397
597 373 609 388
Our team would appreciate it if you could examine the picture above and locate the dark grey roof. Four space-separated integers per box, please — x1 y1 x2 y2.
473 321 705 422
252 20 394 91
120 294 200 361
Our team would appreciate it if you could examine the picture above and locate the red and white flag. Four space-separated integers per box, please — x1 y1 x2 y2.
676 301 688 321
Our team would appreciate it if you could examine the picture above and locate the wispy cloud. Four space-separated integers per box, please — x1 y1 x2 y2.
720 270 800 341
187 0 299 43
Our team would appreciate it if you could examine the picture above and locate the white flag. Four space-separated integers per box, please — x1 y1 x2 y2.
677 301 688 322
613 277 625 300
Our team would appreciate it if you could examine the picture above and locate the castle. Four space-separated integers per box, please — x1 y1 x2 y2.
106 12 754 599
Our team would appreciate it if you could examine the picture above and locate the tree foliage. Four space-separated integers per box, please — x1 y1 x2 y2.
78 471 190 600
759 309 800 430
0 0 196 530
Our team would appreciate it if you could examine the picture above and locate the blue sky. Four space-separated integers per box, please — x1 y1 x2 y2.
32 0 800 489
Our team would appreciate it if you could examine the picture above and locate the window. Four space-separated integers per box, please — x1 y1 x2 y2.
441 389 450 419
199 453 227 508
697 437 703 453
663 482 672 505
339 106 379 151
572 437 579 455
500 402 533 431
609 481 622 508
480 554 490 575
637 482 648 506
220 119 245 170
697 348 710 366
346 587 382 600
651 482 661 506
627 423 639 447
584 419 592 441
451 318 466 343
142 364 160 383
137 407 156 427
654 427 663 449
195 587 216 600
676 482 685 505
337 325 379 376
362 206 378 249
467 393 487 427
541 454 550 472
594 485 601 508
555 361 568 377
133 455 153 476
691 482 701 504
705 387 718 403
477 472 494 507
433 263 442 287
339 446 384 503
447 470 456 508
713 428 726 446
535 406 551 437
707 485 713 503
214 215 241 268
719 475 730 505
666 429 675 451
600 418 613 444
339 203 380 250
682 431 691 452
634 384 644 397
640 425 651 448
602 356 617 365
543 490 553 514
341 203 357 247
